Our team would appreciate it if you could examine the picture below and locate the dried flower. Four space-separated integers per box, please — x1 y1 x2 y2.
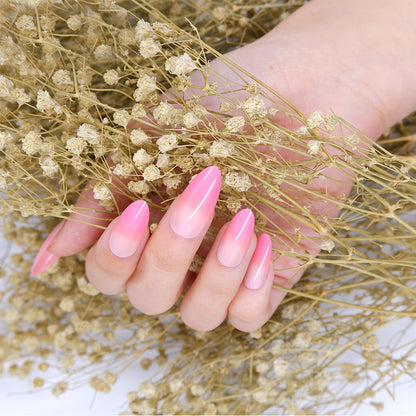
165 53 197 76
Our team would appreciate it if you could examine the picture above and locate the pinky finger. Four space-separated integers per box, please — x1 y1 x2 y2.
227 234 275 332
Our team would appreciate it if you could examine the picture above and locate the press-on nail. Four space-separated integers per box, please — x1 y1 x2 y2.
31 221 65 276
217 209 254 267
109 200 149 258
170 166 221 239
244 233 272 290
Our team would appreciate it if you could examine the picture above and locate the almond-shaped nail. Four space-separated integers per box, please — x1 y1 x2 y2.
170 166 221 239
244 233 272 290
109 200 149 258
217 209 254 267
31 221 65 276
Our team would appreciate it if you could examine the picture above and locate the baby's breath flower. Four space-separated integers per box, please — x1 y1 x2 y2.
11 88 31 106
344 134 360 151
190 384 205 396
307 110 325 129
77 276 99 296
139 39 161 59
77 123 100 145
140 381 157 398
36 90 62 114
135 19 154 42
362 334 379 352
225 171 252 192
134 74 157 102
209 140 234 158
153 101 182 126
183 112 200 129
40 156 59 177
131 103 146 119
67 15 82 31
133 148 153 170
94 44 113 62
168 379 183 393
293 332 312 348
297 126 309 136
165 53 197 76
273 357 289 377
103 69 120 86
93 183 112 201
157 133 178 152
66 136 87 155
163 175 182 190
128 180 151 195
113 110 130 128
224 116 245 133
226 196 241 214
22 131 42 155
239 96 267 119
143 164 161 182
15 15 37 37
130 129 149 146
52 69 74 92
212 6 229 21
320 239 335 253
156 153 171 170
113 161 134 178
307 140 321 155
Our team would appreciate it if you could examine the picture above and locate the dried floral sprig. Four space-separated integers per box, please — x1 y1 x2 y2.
0 1 416 415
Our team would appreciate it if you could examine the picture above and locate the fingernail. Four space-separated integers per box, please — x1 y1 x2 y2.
31 221 65 276
170 166 221 239
109 200 149 258
217 209 254 267
244 233 272 290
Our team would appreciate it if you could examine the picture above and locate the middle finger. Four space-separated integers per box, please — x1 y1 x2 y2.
125 166 221 315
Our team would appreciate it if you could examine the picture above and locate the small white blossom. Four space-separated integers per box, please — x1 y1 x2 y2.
143 164 161 181
307 140 321 155
22 131 42 155
224 116 245 133
77 123 100 145
11 88 31 105
131 103 146 119
93 183 112 201
239 96 267 119
135 19 154 42
65 136 86 155
306 111 325 129
40 156 59 177
94 44 113 62
67 15 82 31
156 133 178 152
130 129 149 146
139 39 161 59
113 110 130 127
225 171 252 192
133 148 152 170
165 53 197 76
320 239 335 253
273 358 289 377
103 69 120 86
183 112 200 128
209 140 234 158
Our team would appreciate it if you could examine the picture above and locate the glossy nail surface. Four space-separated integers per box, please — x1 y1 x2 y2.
31 221 65 276
217 209 254 267
170 166 221 239
244 233 272 290
109 200 149 258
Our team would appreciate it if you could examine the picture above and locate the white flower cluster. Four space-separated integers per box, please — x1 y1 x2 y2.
165 53 197 76
225 171 252 192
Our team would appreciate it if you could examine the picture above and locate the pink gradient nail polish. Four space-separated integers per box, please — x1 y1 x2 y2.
109 200 149 258
170 166 221 239
244 233 272 290
217 209 254 267
30 221 65 276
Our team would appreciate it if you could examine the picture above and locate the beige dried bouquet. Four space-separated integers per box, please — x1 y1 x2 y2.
0 0 415 414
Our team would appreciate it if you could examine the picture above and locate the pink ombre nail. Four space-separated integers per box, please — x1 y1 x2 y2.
170 166 221 239
244 233 272 290
31 221 65 276
109 200 149 258
217 209 254 267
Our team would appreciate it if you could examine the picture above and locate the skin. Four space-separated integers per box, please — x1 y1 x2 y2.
36 0 416 332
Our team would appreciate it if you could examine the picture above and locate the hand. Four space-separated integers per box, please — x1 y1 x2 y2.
31 0 416 331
